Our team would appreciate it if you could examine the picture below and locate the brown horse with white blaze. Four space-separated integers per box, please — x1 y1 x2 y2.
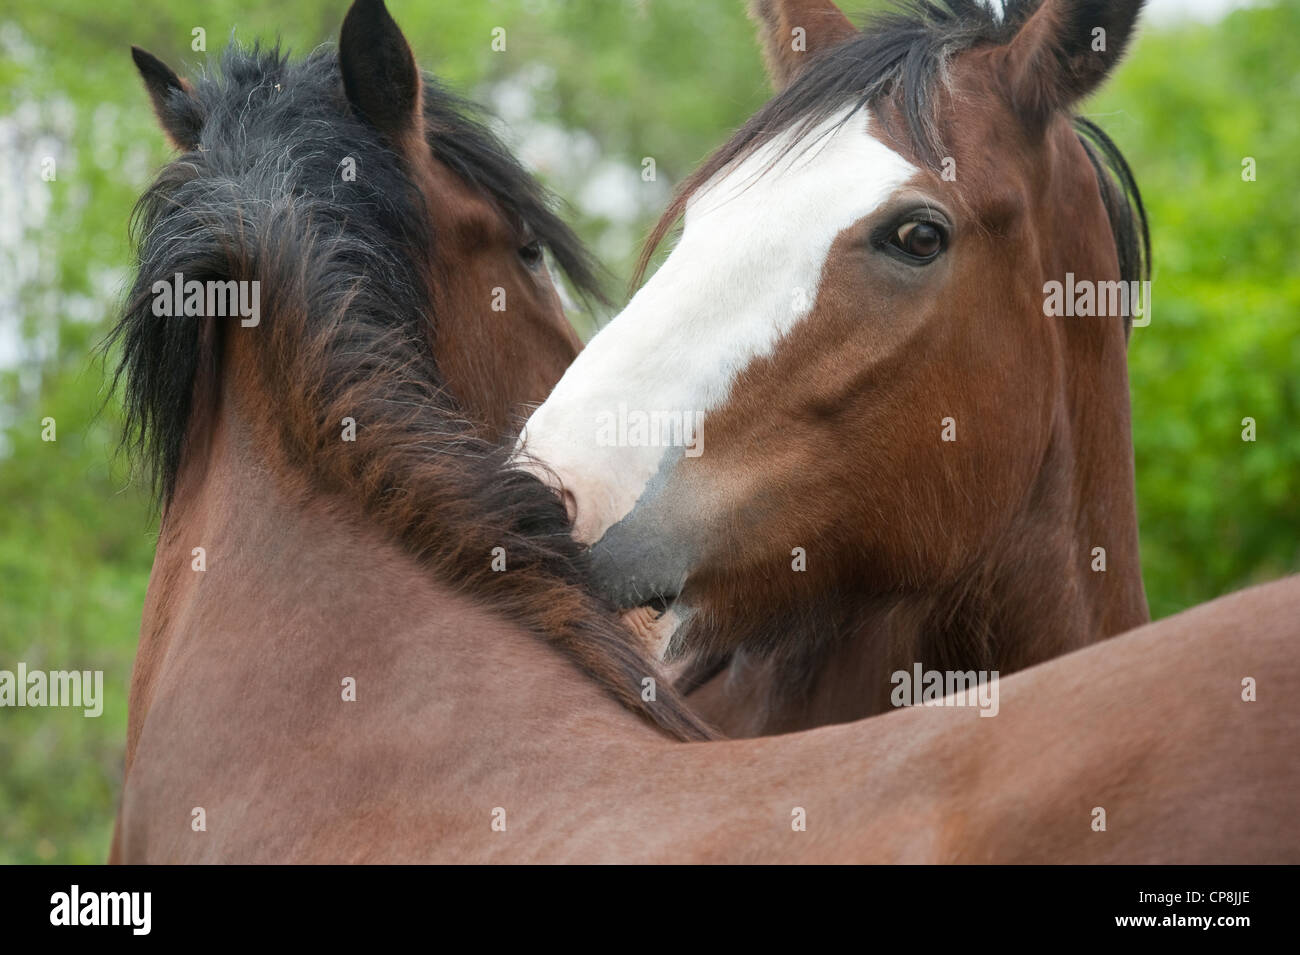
518 0 1153 736
109 0 1300 864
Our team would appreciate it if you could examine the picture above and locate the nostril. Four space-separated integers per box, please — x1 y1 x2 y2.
646 593 676 619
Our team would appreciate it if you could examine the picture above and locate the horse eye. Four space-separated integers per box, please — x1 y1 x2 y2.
519 240 544 269
891 221 945 260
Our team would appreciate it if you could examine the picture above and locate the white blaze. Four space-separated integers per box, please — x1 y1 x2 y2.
519 106 917 544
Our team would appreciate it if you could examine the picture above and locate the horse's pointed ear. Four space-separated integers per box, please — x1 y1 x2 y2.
1001 0 1146 130
748 0 857 91
131 46 203 151
339 0 423 146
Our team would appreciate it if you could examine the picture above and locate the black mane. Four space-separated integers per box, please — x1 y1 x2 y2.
111 41 601 500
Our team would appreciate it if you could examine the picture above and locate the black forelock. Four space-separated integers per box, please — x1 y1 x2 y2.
752 0 1037 168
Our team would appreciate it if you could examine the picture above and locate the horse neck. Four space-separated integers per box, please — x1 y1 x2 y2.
694 321 1149 738
124 352 643 772
1057 316 1149 632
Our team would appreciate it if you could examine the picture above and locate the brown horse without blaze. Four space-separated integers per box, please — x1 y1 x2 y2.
519 0 1153 736
109 0 1299 863
111 0 718 861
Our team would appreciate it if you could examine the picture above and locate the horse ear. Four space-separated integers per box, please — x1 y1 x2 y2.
748 0 857 91
131 47 203 151
1001 0 1146 129
339 0 423 146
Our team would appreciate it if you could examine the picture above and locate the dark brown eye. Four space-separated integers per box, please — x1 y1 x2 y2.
891 221 945 260
519 240 544 269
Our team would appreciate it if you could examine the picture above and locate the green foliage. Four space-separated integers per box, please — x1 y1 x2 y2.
0 0 1295 863
1092 2 1300 615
